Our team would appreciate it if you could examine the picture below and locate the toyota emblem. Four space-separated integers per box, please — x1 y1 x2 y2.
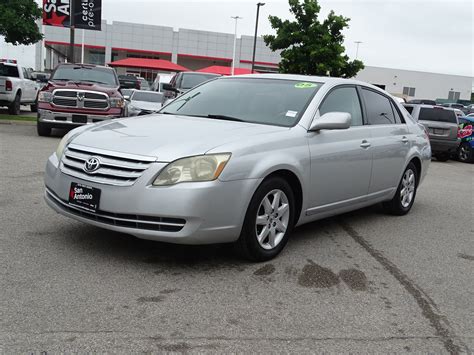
83 157 101 173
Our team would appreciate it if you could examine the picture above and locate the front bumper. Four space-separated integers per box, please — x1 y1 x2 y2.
44 153 259 244
429 138 459 154
38 109 121 126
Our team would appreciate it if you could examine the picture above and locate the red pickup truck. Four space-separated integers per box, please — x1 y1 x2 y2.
37 63 125 136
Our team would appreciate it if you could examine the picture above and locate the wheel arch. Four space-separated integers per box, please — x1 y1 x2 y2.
409 156 422 186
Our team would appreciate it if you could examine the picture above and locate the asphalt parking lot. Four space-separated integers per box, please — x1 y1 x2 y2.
0 124 472 353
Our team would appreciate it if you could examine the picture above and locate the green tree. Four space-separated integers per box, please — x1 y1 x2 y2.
0 0 43 45
263 0 364 78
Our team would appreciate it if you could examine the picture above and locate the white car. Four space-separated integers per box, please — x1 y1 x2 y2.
152 73 174 92
126 90 163 116
0 59 39 114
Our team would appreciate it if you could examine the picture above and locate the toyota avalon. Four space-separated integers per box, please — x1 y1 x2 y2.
44 74 431 261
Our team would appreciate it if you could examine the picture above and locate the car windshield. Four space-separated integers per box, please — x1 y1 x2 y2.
52 66 118 86
161 78 322 127
181 73 219 90
0 64 19 77
132 91 163 102
419 107 457 123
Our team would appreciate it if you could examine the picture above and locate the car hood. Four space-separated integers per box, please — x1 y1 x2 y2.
129 100 162 111
70 114 288 162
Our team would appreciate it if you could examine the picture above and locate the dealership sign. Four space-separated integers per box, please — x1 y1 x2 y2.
43 0 102 31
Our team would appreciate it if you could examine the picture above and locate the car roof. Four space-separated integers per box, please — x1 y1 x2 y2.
58 63 112 70
403 103 455 111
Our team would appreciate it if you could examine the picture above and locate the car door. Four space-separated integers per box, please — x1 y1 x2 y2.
21 68 36 102
360 88 411 195
307 85 372 213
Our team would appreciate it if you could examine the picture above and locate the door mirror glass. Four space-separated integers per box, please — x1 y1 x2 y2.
309 112 352 131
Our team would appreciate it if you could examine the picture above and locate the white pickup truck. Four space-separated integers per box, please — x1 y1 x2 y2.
0 60 39 115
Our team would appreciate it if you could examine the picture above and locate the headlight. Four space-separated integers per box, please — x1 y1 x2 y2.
110 97 125 108
55 134 69 159
153 154 231 186
38 91 52 103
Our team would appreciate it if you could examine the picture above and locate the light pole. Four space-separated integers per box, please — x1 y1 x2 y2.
251 2 265 73
231 16 243 76
355 41 363 60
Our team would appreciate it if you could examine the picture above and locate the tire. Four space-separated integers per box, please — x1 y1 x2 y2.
31 99 38 112
8 92 21 115
458 143 473 163
236 177 295 261
435 153 450 162
383 162 418 216
37 120 52 137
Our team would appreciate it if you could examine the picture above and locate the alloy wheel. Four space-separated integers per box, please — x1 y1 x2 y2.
400 169 416 208
255 189 290 250
459 145 470 161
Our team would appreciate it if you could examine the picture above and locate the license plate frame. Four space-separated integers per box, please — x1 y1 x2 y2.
68 183 101 212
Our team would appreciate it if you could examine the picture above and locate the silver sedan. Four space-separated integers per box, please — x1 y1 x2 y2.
44 74 431 261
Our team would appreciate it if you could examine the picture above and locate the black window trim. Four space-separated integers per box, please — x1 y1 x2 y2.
359 86 407 126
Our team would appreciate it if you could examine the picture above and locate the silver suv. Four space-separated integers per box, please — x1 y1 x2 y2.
403 104 459 161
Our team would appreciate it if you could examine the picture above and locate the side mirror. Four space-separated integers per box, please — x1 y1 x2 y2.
123 95 130 101
309 112 352 131
162 83 177 92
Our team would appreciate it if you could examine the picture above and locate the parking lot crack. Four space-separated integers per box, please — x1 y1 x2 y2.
339 221 468 355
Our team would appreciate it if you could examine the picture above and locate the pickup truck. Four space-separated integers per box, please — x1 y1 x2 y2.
0 59 39 114
37 63 125 136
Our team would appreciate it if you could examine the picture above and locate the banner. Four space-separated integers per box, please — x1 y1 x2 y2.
73 0 102 31
43 0 71 27
42 0 102 31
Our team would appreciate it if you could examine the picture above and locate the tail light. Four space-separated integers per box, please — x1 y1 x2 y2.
5 80 12 91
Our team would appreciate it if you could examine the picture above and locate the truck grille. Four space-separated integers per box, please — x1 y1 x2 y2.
60 144 156 186
53 90 109 110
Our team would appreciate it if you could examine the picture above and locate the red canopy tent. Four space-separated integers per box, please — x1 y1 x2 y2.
196 65 254 76
108 58 189 72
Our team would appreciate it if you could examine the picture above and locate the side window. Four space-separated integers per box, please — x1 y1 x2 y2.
390 101 404 124
319 86 363 126
22 68 30 79
362 89 396 125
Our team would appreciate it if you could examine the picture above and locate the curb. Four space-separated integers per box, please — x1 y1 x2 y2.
0 120 36 126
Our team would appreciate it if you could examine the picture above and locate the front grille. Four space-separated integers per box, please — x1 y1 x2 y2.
46 189 185 232
53 90 109 110
60 144 156 186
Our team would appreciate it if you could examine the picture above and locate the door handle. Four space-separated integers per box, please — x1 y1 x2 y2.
401 136 409 143
360 140 371 149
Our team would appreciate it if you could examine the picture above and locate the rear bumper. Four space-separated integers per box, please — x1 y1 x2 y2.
38 109 121 126
0 92 14 104
429 138 459 154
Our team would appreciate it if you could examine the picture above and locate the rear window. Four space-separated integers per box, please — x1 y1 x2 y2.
419 108 457 123
131 91 163 102
0 64 19 78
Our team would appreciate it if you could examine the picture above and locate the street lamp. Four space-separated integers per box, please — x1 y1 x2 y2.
354 41 363 60
251 2 265 73
231 16 243 76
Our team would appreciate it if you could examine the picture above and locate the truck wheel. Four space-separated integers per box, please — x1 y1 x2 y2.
458 143 473 163
31 99 38 112
8 92 21 115
37 120 51 137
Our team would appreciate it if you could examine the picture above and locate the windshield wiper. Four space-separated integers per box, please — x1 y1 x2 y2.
206 114 244 122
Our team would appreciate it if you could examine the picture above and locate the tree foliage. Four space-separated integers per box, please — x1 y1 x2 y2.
0 0 43 45
263 0 364 78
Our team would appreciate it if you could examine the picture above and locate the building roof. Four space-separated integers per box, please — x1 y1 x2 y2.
196 65 254 76
108 58 189 72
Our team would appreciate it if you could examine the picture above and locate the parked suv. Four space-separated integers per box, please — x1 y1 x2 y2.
457 116 474 163
163 72 220 103
37 63 124 136
404 104 459 161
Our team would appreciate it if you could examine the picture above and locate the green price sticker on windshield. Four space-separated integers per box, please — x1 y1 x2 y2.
295 82 318 89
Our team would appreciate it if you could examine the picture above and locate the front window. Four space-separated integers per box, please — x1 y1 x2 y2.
181 73 220 90
131 91 163 102
52 65 118 86
161 78 322 127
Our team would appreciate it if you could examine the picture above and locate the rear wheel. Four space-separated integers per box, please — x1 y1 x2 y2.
236 177 295 261
458 143 473 163
383 162 418 216
8 92 21 115
435 153 450 162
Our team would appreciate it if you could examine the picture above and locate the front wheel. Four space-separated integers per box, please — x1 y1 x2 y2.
383 162 418 216
37 120 51 136
236 177 295 261
458 143 473 163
